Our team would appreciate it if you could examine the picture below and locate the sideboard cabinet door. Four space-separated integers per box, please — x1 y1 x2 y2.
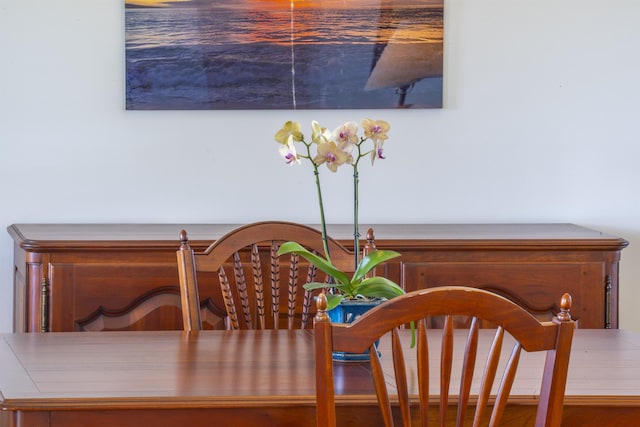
400 258 613 328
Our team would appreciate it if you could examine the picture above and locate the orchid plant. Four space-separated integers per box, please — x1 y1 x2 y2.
273 119 405 311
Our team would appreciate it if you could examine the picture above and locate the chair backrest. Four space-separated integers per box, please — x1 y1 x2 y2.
177 221 370 331
314 286 575 427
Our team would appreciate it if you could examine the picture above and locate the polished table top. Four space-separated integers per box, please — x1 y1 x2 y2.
1 328 639 412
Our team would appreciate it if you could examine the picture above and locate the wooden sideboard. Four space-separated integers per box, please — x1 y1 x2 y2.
7 223 628 332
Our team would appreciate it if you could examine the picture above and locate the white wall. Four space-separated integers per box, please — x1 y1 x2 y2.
1 0 639 333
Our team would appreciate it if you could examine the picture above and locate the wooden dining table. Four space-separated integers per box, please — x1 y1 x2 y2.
1 329 639 427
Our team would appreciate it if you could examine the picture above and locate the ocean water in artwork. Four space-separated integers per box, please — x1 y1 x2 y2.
125 1 443 110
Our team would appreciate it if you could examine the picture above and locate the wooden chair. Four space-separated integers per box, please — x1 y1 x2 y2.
314 286 575 427
177 221 373 331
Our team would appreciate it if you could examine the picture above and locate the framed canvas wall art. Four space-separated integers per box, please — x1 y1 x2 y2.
125 0 444 110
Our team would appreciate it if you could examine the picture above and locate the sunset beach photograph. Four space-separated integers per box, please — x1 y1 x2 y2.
125 0 444 109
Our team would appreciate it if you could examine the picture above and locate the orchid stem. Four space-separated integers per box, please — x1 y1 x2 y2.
353 165 360 270
353 139 365 270
313 166 331 263
304 139 331 263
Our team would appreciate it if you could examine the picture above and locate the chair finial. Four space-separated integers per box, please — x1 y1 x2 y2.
179 230 190 249
366 227 375 243
314 292 330 323
363 228 377 278
557 293 572 321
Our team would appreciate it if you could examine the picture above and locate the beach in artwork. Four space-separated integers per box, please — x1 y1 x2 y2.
125 1 444 110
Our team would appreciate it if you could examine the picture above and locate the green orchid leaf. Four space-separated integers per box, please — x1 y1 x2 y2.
302 282 349 296
302 281 333 291
278 241 351 287
296 288 344 310
325 293 345 311
355 276 405 300
409 320 416 348
352 249 401 283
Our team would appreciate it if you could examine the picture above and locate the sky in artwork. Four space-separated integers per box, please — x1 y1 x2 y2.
125 0 442 9
125 0 189 6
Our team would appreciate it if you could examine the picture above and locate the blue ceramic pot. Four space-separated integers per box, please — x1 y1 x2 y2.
328 298 384 362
